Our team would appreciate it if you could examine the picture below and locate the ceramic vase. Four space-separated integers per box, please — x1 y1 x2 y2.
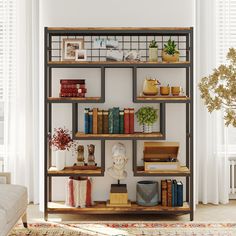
55 150 66 171
149 48 158 62
162 51 179 62
143 124 153 133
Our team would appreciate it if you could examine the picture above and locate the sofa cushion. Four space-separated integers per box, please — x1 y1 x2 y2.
0 209 7 233
0 184 27 223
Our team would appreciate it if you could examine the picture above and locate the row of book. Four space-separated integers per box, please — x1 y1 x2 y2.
84 107 134 134
161 179 183 207
60 79 87 97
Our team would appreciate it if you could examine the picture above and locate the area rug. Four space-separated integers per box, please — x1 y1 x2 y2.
10 222 236 236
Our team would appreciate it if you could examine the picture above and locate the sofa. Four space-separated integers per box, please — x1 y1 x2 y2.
0 173 27 236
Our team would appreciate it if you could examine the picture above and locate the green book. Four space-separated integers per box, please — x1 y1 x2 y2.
119 110 124 134
113 107 120 134
108 108 113 134
103 110 109 134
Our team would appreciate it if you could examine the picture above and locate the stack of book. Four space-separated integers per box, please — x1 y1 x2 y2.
143 142 180 172
84 107 134 134
60 79 87 97
161 179 183 207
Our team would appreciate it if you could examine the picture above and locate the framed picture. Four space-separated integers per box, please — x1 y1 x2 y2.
62 39 84 61
93 38 106 49
106 39 119 49
75 49 87 61
0 172 11 184
106 50 124 61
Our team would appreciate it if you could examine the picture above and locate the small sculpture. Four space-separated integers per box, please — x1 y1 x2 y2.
107 143 128 181
76 145 85 166
87 144 96 166
124 50 141 61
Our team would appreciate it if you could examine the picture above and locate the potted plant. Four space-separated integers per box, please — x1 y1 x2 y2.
162 38 179 62
135 106 158 133
49 128 73 170
149 40 158 62
199 48 236 127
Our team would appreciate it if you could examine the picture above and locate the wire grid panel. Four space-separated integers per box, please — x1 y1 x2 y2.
49 35 188 62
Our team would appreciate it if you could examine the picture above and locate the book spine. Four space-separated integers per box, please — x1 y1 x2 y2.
161 180 167 207
60 79 85 84
108 108 114 134
167 179 172 207
97 110 103 134
88 110 93 134
174 181 178 206
124 108 130 134
119 110 124 134
177 181 183 207
129 108 134 134
84 108 89 134
113 107 120 134
171 180 176 207
60 84 86 89
60 92 86 97
103 110 109 134
92 108 98 134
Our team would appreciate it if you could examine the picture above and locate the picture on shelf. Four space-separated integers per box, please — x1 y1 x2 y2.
93 38 106 49
62 38 84 61
106 39 119 49
106 49 124 61
75 49 87 61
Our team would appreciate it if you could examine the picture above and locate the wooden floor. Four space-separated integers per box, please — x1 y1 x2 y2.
27 200 236 222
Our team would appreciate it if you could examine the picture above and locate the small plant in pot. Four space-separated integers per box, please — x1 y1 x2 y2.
49 127 73 170
162 38 179 62
135 106 158 133
149 40 158 62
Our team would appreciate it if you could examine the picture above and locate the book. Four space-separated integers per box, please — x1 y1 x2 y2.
172 180 177 207
167 179 172 207
161 180 167 206
92 108 98 134
88 110 93 133
177 181 183 207
60 92 86 97
129 108 134 134
60 84 86 89
60 79 85 84
124 108 130 134
113 107 120 134
119 110 124 134
108 108 114 134
103 110 109 134
84 108 89 134
97 110 103 134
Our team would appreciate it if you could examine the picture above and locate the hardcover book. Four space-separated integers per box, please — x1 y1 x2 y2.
88 110 93 134
119 110 124 134
167 179 172 207
97 110 103 134
113 107 120 134
60 79 85 84
84 108 89 134
124 108 130 134
129 108 134 134
177 181 183 206
103 110 109 134
172 180 177 207
108 108 114 134
161 180 167 207
92 108 98 134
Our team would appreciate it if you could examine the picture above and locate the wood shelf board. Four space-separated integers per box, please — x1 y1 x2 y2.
137 96 190 101
75 132 164 139
47 97 101 101
48 201 190 214
47 167 102 176
136 166 190 176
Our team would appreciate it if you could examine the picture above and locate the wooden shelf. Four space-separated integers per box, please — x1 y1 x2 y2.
75 132 164 140
136 96 190 103
47 97 102 103
135 166 190 176
47 201 190 214
47 167 103 176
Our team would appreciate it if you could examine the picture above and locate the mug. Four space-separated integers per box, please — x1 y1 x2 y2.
160 86 170 95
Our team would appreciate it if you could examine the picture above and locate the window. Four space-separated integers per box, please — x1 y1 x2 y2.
0 0 16 171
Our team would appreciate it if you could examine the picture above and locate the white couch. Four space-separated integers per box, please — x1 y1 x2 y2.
0 175 27 236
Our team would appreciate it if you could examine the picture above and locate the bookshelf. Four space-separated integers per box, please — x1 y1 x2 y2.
44 27 194 220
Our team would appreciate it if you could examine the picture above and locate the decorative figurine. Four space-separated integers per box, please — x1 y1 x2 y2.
87 144 96 166
76 145 85 166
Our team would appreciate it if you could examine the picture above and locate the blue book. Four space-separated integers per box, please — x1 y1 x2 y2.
177 181 183 207
171 180 177 207
88 110 93 134
84 108 89 134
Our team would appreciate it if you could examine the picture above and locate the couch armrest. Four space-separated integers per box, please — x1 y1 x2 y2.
0 172 11 184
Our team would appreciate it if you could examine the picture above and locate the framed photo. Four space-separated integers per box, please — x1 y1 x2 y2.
93 38 106 49
75 49 87 61
62 39 84 61
106 50 124 61
0 172 11 184
106 39 119 49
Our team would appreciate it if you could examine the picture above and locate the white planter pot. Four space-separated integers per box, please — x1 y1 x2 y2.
149 48 158 62
55 150 66 171
143 124 153 133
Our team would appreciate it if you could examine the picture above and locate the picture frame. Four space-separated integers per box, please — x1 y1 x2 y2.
75 49 87 61
0 172 11 184
62 38 84 61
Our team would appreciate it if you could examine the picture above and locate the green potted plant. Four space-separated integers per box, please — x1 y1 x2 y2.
135 106 158 133
199 48 236 127
149 40 158 62
162 38 179 62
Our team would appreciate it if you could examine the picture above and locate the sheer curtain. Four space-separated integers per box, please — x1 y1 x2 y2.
6 0 39 204
195 0 230 205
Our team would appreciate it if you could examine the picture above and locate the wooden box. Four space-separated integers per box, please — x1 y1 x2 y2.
144 160 180 172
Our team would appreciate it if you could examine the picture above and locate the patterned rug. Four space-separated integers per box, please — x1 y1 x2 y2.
10 222 236 236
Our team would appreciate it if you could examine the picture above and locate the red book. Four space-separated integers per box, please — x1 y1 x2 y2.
68 177 74 207
60 88 87 93
60 79 85 84
60 92 86 97
129 108 134 134
124 108 130 134
86 178 92 207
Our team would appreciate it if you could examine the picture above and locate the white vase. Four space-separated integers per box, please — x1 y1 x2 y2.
55 150 66 171
143 124 153 133
149 48 158 62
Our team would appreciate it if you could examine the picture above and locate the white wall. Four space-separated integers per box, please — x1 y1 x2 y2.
39 0 194 203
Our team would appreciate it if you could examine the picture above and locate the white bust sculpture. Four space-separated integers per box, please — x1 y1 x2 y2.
107 143 128 180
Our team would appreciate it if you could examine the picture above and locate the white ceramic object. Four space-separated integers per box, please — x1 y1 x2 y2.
143 124 153 133
55 150 66 171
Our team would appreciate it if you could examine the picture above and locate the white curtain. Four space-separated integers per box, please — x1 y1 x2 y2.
195 0 230 204
6 0 39 204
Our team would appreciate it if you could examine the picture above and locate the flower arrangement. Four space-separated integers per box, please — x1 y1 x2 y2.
135 106 158 125
199 48 236 127
49 128 73 150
